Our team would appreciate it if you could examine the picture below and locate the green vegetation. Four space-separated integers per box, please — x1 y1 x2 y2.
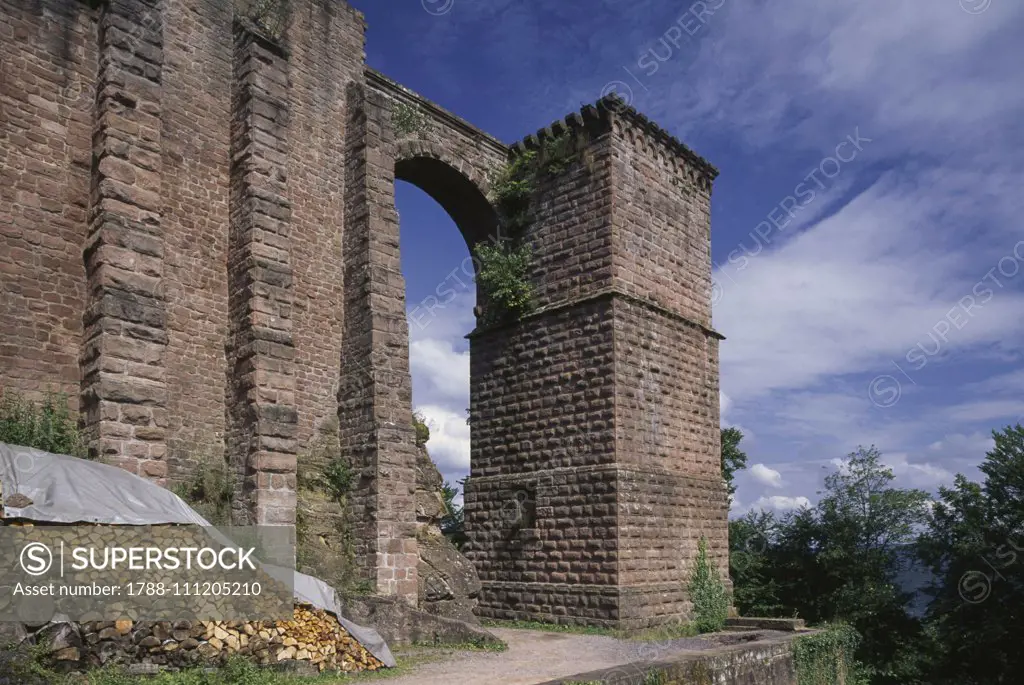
0 388 86 458
2 649 438 684
474 133 577 325
410 636 506 652
720 426 748 498
322 457 355 503
294 417 354 505
688 535 730 633
480 618 697 642
172 449 234 526
392 102 428 136
792 624 869 685
412 411 430 447
727 423 1024 684
473 241 534 325
293 418 367 597
440 475 467 549
239 0 290 41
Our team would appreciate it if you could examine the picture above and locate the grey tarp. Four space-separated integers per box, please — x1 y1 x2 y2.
0 442 396 668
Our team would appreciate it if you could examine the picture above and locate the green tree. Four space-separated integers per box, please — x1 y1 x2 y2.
441 476 468 549
729 510 785 617
688 535 730 633
730 446 931 684
918 424 1024 685
721 426 748 498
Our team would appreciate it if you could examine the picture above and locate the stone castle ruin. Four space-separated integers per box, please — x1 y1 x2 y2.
0 0 728 629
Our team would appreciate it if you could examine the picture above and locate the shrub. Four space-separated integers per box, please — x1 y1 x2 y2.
688 535 730 633
0 389 86 458
793 623 871 685
474 240 534 324
322 457 354 502
173 452 234 526
413 412 430 447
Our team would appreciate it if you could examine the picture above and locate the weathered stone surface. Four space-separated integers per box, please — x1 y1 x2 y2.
415 446 447 525
417 529 482 624
340 595 502 648
0 621 28 649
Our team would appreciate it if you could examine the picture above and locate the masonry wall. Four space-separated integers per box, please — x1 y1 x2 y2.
340 70 506 602
608 113 729 603
467 103 727 628
0 0 98 406
161 0 232 481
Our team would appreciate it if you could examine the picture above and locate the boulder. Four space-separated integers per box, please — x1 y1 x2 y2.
415 445 447 526
0 621 28 649
413 445 483 624
340 595 502 649
417 528 481 624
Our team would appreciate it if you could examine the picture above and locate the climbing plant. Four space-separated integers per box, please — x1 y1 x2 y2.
793 623 870 685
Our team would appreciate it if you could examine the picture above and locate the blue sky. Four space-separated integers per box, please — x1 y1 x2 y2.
348 0 1024 514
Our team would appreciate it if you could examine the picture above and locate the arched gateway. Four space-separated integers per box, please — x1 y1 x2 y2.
0 0 727 629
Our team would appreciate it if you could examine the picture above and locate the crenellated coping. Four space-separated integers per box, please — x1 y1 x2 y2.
512 94 718 192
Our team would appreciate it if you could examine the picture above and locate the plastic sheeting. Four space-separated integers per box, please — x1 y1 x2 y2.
0 442 396 668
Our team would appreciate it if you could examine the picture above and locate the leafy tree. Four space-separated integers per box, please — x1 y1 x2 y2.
729 510 785 616
441 476 468 549
721 426 748 498
729 446 931 684
918 424 1024 685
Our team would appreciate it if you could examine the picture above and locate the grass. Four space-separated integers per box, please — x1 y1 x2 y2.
409 638 507 653
481 618 699 642
5 647 446 685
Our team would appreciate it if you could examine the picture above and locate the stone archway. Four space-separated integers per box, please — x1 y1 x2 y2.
338 73 508 605
394 140 499 251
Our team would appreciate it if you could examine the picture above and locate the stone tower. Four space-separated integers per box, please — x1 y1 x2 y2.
465 103 728 629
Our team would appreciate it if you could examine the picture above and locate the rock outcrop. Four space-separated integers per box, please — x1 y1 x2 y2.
414 445 483 625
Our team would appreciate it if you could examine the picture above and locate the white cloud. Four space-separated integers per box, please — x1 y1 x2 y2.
398 0 1024 516
750 463 783 489
414 403 470 474
719 391 732 424
939 400 1024 424
749 495 812 514
881 452 955 491
407 295 474 488
409 338 470 405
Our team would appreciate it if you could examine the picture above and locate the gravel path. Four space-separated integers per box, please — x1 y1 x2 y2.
370 627 727 685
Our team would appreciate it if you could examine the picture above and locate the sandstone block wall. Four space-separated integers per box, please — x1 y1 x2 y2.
0 0 98 405
466 101 728 628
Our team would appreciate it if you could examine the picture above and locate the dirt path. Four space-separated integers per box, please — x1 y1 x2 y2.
369 627 723 685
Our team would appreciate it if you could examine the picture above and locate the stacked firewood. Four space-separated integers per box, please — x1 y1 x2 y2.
0 491 386 674
71 606 384 672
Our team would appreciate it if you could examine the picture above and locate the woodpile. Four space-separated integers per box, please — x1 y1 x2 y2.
71 605 384 672
0 497 387 674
